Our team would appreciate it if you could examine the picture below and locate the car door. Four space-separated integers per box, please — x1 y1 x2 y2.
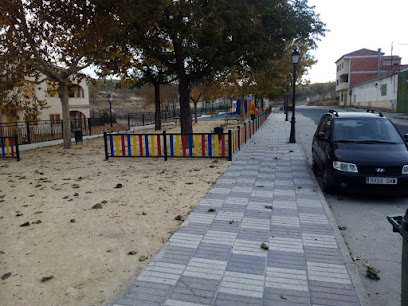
313 114 332 167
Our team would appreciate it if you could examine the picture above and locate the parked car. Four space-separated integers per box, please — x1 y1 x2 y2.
312 109 408 194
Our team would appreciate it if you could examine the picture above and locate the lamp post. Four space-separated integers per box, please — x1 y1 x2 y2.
107 93 113 127
289 49 300 143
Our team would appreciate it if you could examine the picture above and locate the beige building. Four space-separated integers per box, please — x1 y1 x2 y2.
0 76 90 123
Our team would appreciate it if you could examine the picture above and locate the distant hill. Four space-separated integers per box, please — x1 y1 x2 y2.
297 81 338 106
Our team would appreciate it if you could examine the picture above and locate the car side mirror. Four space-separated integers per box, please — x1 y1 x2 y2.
316 132 329 141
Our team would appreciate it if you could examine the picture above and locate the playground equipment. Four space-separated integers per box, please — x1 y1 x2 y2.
229 94 259 117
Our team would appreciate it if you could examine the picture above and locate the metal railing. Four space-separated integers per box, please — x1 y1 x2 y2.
0 118 113 145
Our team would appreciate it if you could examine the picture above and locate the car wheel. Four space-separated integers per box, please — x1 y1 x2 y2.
322 167 335 194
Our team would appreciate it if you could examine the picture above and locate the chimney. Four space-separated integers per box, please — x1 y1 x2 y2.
377 48 381 74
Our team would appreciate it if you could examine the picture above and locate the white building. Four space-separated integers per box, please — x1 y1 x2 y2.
351 67 408 111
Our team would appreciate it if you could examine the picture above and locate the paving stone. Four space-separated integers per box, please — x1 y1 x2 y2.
184 213 215 225
210 220 240 233
307 262 351 285
226 253 266 275
138 262 186 285
215 292 263 305
202 230 237 246
165 300 208 306
238 228 270 242
265 267 308 292
271 215 300 228
299 213 330 225
267 250 306 270
183 258 227 280
219 271 265 298
199 198 225 207
269 236 304 253
224 197 249 205
215 211 244 222
304 246 344 265
177 223 210 235
168 232 203 249
158 246 195 265
233 239 269 257
244 208 272 219
194 242 232 261
114 298 160 306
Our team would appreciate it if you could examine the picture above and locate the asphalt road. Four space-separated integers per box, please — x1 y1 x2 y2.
295 105 408 306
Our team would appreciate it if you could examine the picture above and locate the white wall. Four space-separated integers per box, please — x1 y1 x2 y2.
351 74 398 111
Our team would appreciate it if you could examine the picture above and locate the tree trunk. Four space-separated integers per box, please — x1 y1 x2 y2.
194 101 198 124
154 82 161 130
179 76 192 134
59 81 71 149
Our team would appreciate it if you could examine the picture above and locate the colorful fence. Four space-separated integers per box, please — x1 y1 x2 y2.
104 131 232 161
0 135 20 161
104 110 271 161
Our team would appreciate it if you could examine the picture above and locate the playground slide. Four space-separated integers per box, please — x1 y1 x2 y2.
251 104 259 115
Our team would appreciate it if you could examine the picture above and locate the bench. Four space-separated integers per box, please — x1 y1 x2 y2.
224 115 242 127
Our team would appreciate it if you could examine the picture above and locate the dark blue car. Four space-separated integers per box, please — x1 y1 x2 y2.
312 110 408 194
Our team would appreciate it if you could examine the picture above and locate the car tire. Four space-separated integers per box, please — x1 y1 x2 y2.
312 153 319 175
322 167 335 194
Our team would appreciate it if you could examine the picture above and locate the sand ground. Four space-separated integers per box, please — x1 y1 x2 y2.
0 120 235 305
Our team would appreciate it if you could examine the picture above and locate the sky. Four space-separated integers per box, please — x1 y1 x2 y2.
305 0 408 84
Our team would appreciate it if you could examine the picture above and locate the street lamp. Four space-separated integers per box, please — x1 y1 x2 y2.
107 93 113 127
289 49 300 143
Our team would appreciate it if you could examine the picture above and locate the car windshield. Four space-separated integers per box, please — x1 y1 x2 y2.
332 118 403 144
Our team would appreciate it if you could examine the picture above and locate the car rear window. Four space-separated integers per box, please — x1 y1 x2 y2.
332 118 403 143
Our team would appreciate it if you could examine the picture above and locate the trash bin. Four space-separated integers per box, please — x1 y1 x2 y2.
214 126 224 135
251 114 256 121
74 130 83 144
387 209 408 306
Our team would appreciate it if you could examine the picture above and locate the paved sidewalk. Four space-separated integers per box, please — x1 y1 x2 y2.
111 113 362 306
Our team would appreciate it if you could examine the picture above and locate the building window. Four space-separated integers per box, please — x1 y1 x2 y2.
381 84 387 96
354 95 356 103
341 94 343 102
50 114 61 123
68 85 85 98
337 80 339 86
342 62 344 69
47 83 59 97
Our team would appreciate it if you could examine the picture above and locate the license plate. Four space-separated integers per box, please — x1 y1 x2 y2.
366 177 398 185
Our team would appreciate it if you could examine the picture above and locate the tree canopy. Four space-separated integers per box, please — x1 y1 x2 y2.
111 0 326 133
2 0 326 142
0 0 117 148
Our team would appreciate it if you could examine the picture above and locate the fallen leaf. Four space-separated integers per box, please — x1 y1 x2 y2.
366 267 380 280
40 276 54 282
1 272 11 280
352 256 360 261
261 242 269 250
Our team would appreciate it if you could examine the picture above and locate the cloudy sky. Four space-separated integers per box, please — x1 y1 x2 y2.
306 0 408 84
